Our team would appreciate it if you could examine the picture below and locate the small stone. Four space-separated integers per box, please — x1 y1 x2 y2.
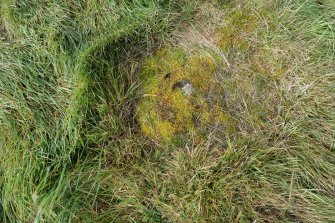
182 83 193 96
172 80 190 90
172 79 193 95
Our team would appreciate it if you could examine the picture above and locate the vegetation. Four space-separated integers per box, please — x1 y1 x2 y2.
0 0 334 222
137 48 230 143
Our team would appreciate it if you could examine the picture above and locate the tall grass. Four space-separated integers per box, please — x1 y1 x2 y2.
0 0 334 222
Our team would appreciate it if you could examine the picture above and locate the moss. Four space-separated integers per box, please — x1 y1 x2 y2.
137 48 232 143
216 8 268 52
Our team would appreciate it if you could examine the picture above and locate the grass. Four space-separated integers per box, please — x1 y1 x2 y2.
0 0 334 222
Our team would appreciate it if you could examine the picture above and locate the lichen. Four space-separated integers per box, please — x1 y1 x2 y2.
137 48 232 143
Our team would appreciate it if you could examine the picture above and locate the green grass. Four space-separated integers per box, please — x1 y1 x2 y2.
0 0 334 222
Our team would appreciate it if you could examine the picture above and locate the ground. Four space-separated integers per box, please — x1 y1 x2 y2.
0 0 334 222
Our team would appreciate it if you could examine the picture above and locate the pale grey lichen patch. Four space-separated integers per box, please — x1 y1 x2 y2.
172 79 193 96
182 83 193 96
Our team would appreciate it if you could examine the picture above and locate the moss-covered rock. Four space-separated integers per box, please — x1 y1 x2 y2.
137 48 233 143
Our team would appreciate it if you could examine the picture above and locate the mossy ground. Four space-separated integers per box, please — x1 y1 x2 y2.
0 0 335 222
137 48 231 143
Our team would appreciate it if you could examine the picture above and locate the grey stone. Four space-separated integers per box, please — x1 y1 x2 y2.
172 79 193 96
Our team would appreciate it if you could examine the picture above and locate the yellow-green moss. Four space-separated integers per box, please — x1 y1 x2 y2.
137 48 232 143
216 8 268 52
216 6 288 80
